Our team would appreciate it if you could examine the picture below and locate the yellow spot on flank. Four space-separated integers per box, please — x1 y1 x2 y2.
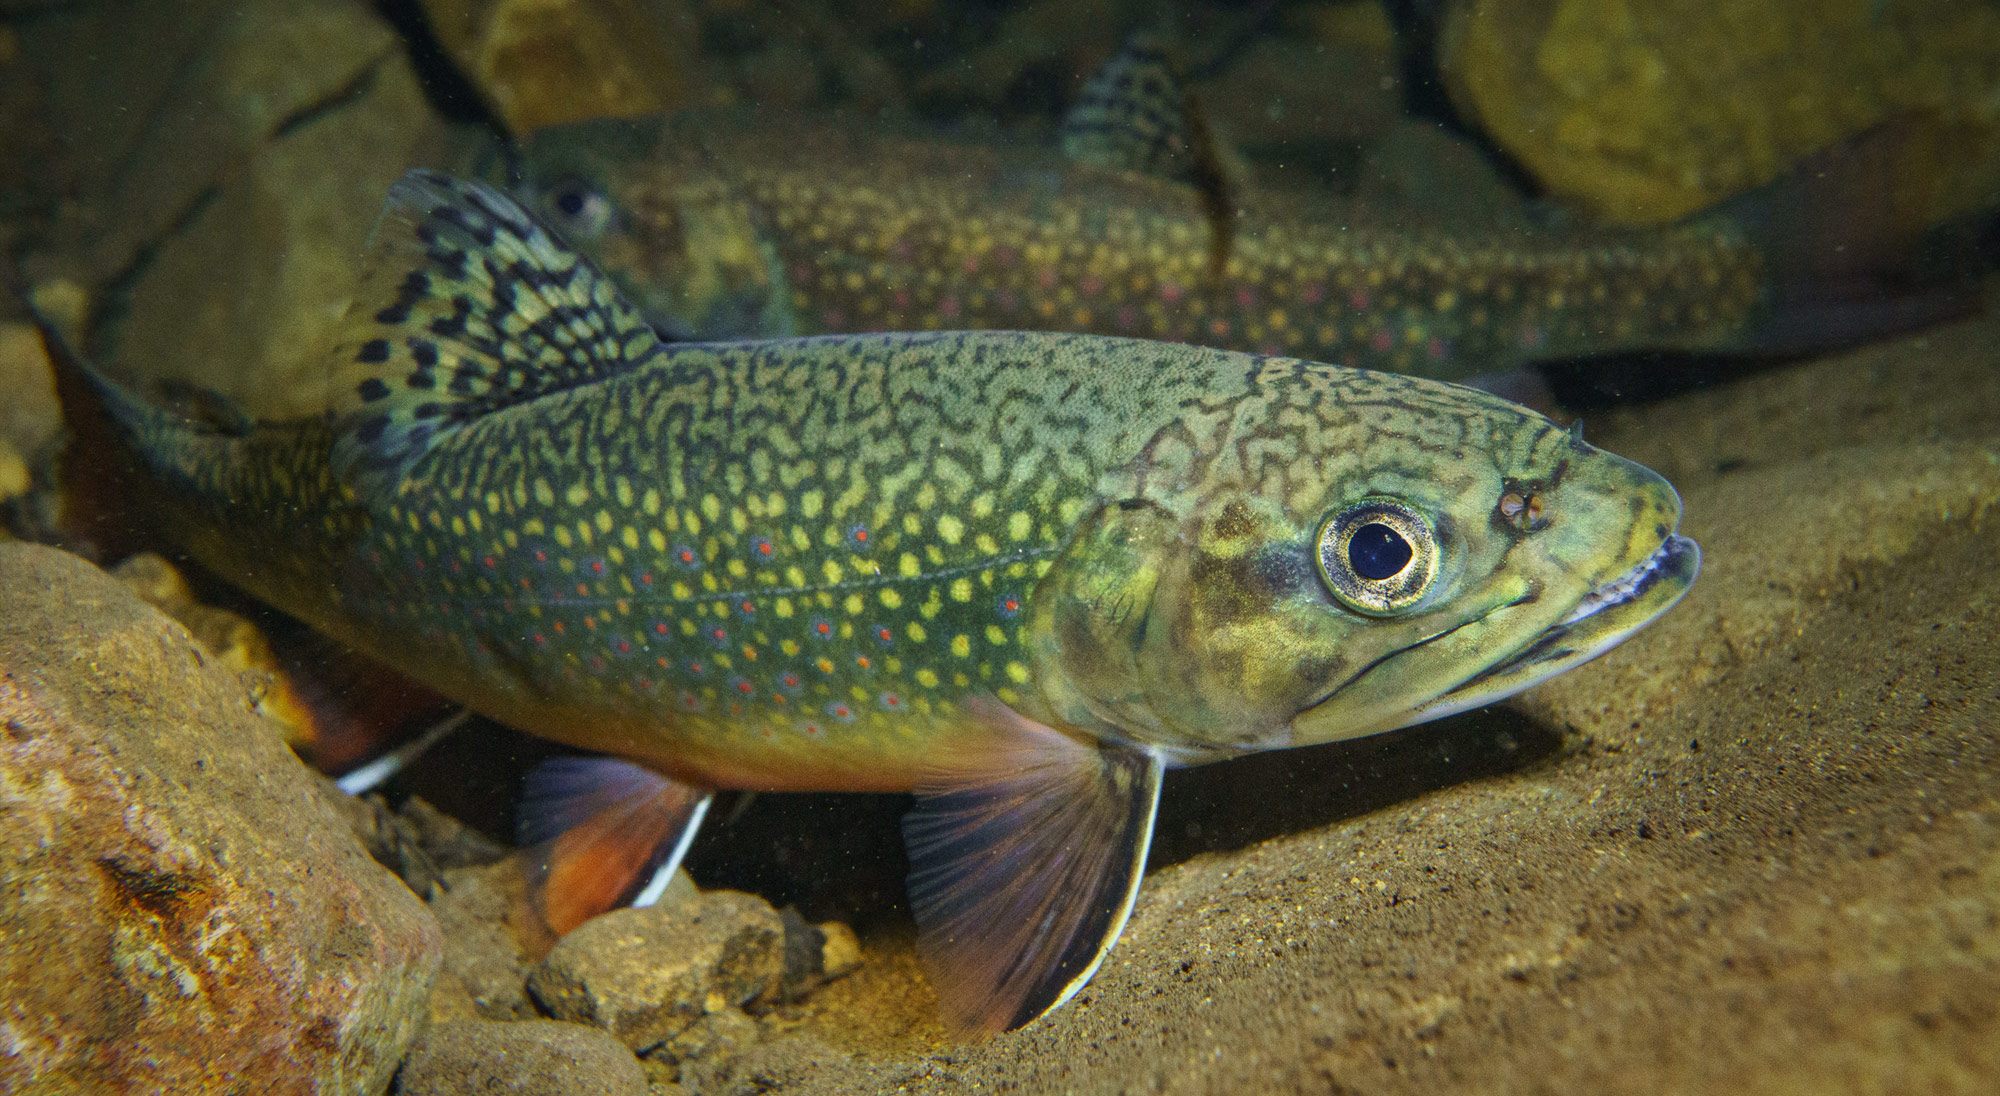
554 526 573 548
566 482 590 507
775 598 794 619
672 581 693 599
801 489 824 518
950 577 973 602
880 588 904 610
730 507 749 533
450 516 466 536
485 491 503 513
822 559 844 585
845 593 865 616
534 479 555 506
595 510 613 533
974 533 998 555
915 668 939 688
987 625 1008 646
937 514 964 545
649 529 668 552
623 526 640 549
996 687 1020 705
905 621 927 644
642 488 661 515
702 494 722 522
899 553 922 578
727 559 749 579
1005 661 1031 684
1008 512 1033 541
951 634 971 658
780 639 800 656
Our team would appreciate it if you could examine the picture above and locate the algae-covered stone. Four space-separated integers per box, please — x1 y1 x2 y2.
527 890 785 1052
0 543 441 1095
1440 0 2000 227
417 0 701 134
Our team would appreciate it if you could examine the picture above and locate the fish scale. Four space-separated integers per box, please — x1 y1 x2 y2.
52 169 1700 1034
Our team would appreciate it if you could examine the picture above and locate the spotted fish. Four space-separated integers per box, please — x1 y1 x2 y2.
509 41 1921 384
48 170 1700 1033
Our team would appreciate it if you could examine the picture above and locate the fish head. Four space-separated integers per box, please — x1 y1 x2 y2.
515 118 789 340
1031 366 1698 756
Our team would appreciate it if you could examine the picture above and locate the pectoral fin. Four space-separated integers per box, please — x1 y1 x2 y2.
902 698 1164 1034
518 756 713 935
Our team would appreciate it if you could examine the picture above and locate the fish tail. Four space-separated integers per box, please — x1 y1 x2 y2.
1710 115 1982 355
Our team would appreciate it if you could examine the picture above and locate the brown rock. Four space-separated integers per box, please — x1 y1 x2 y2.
527 890 785 1052
417 0 701 135
0 542 440 1094
397 1019 647 1096
1440 0 2000 227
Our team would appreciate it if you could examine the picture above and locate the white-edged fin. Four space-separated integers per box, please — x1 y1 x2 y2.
902 698 1165 1034
329 170 666 492
518 756 713 936
333 708 473 795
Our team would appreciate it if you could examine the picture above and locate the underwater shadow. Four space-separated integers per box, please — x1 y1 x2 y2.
683 704 1567 929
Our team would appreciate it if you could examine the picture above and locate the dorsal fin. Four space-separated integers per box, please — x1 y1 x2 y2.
328 169 666 491
1060 35 1238 276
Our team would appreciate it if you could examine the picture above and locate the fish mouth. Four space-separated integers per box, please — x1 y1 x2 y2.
1416 533 1700 722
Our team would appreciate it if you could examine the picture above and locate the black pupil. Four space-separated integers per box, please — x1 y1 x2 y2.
1348 523 1413 580
554 187 589 217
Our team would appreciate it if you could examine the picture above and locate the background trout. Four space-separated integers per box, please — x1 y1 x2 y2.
48 170 1699 1033
508 39 1932 384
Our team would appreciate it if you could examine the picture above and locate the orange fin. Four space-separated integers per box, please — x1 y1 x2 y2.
519 756 713 936
902 699 1164 1034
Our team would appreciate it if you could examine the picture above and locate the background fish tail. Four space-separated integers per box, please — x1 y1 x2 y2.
1713 116 1983 356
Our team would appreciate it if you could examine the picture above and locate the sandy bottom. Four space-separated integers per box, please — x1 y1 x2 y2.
706 310 2000 1094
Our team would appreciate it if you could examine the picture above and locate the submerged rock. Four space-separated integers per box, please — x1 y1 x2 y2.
1440 0 2000 226
397 1018 647 1096
416 0 701 134
527 889 786 1053
0 543 441 1094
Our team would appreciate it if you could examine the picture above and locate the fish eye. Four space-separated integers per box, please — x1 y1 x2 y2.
1316 499 1440 615
541 176 612 239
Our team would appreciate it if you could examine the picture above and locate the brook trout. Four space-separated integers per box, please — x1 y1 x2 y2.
506 38 1849 383
52 170 1698 1033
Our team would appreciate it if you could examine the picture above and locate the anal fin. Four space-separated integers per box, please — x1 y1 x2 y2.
518 756 713 936
902 698 1164 1034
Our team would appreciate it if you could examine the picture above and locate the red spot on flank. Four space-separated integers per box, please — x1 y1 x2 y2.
532 633 547 645
938 297 960 319
1080 275 1102 296
1209 318 1230 338
815 621 833 637
1003 598 1020 613
1160 283 1182 303
1234 286 1255 308
1371 329 1394 352
553 621 566 634
677 548 696 564
591 560 606 574
856 656 872 670
876 626 893 643
1036 268 1057 290
533 549 549 564
412 559 426 572
520 577 533 590
483 556 497 568
893 288 912 310
961 255 980 275
1302 282 1327 305
639 573 653 585
575 583 589 596
1350 289 1372 310
654 622 670 635
740 601 756 615
737 680 754 694
617 641 632 653
1116 305 1138 329
1427 336 1448 360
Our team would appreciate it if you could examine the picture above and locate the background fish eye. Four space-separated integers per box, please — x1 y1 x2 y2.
1316 499 1441 615
543 176 613 239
